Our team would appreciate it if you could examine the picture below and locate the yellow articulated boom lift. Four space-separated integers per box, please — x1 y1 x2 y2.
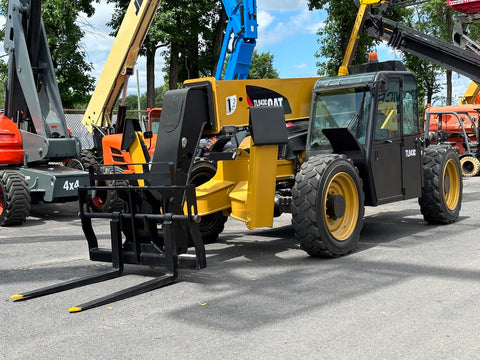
11 0 465 311
82 0 160 133
68 0 163 213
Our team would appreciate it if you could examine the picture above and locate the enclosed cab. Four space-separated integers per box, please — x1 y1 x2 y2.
307 61 423 205
290 61 462 257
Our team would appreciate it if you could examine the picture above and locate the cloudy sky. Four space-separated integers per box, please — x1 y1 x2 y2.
74 0 472 103
78 0 327 97
0 0 470 104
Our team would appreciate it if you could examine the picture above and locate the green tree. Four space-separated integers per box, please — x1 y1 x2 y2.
107 0 225 109
106 0 162 108
308 0 378 76
0 0 99 108
248 50 279 79
418 0 480 105
400 2 480 108
120 84 167 111
395 6 441 112
308 0 405 76
155 0 224 88
420 0 455 105
404 55 441 122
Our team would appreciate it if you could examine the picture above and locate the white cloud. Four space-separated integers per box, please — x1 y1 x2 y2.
257 8 323 48
78 2 115 35
289 63 313 76
78 2 116 74
2 1 322 97
123 51 166 96
292 63 308 70
257 10 275 30
78 1 166 97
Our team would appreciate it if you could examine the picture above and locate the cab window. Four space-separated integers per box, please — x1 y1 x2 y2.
375 78 400 140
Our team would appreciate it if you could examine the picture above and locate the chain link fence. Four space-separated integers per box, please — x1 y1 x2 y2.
65 109 149 150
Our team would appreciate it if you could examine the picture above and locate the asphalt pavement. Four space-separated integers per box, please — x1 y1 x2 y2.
1 176 480 359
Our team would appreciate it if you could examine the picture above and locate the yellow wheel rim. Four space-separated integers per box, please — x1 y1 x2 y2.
444 159 461 211
323 172 359 241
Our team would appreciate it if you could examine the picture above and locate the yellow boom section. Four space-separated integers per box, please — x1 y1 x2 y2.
82 0 161 133
459 81 480 104
338 0 386 76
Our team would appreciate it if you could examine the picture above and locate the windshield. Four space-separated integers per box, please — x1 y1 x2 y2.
310 87 370 149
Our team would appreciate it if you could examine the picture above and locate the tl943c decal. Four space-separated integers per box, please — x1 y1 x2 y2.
245 85 293 114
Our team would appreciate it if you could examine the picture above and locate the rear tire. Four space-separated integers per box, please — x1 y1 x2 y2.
0 170 31 226
460 155 480 177
89 166 127 213
419 145 462 224
291 154 364 257
190 159 227 244
66 149 98 171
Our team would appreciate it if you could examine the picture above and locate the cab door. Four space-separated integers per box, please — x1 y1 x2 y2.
400 75 423 199
372 77 403 204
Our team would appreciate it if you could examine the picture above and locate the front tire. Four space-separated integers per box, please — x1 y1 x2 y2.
0 170 31 226
292 154 364 257
419 145 462 224
190 159 227 244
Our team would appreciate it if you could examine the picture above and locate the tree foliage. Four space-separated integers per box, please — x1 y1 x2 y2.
419 0 455 105
107 0 225 108
42 0 99 108
309 0 407 76
121 84 167 110
155 0 224 88
400 6 442 109
248 50 279 79
0 0 99 108
308 0 378 76
400 1 480 106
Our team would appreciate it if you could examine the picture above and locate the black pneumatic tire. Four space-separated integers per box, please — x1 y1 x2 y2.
66 149 98 171
291 154 364 257
0 170 31 226
190 159 228 244
78 149 99 170
89 166 127 213
419 145 462 224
